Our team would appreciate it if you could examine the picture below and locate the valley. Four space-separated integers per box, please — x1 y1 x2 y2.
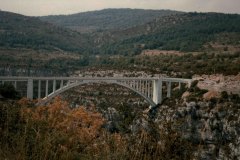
0 8 240 160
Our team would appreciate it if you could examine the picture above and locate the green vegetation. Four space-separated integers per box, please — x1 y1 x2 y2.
1 10 240 56
40 9 181 33
0 11 92 52
98 13 240 55
76 52 240 76
1 51 239 76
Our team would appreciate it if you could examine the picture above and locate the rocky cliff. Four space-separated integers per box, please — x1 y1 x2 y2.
133 85 240 159
60 78 240 159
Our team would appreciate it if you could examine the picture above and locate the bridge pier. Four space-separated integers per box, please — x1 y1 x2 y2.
136 80 139 91
14 81 17 89
53 79 56 93
45 80 49 97
188 81 192 88
60 80 63 89
153 79 162 104
38 80 41 99
167 82 171 98
27 78 33 99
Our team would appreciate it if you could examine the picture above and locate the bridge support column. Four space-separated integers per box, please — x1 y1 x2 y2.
188 80 192 88
139 80 142 93
27 79 33 100
167 82 171 98
53 80 56 93
136 80 139 91
153 79 162 104
147 81 151 97
14 81 17 89
143 81 146 95
67 80 70 86
60 80 63 88
38 80 41 99
45 80 48 97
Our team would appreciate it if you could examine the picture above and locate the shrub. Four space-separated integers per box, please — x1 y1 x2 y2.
0 83 19 99
221 91 228 99
190 80 199 88
1 97 106 159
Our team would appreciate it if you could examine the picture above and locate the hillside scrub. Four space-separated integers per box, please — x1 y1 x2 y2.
1 51 239 77
0 97 194 160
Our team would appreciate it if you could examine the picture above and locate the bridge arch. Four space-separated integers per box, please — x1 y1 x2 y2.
37 80 156 107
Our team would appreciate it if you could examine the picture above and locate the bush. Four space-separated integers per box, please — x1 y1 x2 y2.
221 91 228 99
229 93 240 103
1 97 106 159
0 83 19 99
190 80 199 88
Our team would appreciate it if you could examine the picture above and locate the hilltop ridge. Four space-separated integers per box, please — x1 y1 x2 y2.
0 11 91 52
40 8 182 33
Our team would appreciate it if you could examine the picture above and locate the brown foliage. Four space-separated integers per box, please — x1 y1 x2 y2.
1 97 194 160
21 97 105 150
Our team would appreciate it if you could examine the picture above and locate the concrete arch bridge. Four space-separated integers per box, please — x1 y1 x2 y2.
0 77 192 107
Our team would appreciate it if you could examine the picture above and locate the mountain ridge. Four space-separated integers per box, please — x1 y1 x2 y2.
0 9 240 56
0 10 92 53
40 8 182 33
92 12 240 54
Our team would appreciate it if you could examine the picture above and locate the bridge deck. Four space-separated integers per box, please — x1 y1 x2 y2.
0 76 192 83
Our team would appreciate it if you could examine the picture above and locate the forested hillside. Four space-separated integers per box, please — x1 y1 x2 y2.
40 9 240 55
0 11 92 52
1 9 240 56
96 12 240 55
40 8 181 33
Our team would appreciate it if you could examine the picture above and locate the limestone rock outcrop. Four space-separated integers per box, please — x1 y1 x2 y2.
139 99 240 160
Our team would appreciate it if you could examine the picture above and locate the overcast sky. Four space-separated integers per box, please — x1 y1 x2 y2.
0 0 239 16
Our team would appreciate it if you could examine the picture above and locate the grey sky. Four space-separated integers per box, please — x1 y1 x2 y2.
0 0 239 16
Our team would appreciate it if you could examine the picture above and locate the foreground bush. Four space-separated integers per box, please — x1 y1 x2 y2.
0 97 193 160
0 83 19 99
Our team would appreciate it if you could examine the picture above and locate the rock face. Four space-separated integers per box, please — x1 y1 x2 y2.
102 107 121 132
140 99 240 160
193 74 240 95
